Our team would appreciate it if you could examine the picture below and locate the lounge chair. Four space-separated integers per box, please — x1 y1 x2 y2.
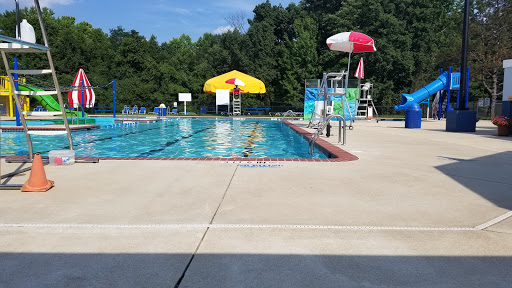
131 105 138 115
122 105 130 114
170 109 178 115
34 106 43 111
139 107 146 114
149 107 159 115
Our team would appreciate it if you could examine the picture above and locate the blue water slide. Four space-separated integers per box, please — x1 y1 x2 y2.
394 72 450 111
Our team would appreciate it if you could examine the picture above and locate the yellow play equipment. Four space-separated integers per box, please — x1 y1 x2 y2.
0 75 30 117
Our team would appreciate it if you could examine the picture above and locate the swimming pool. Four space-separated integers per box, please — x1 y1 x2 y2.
0 118 327 159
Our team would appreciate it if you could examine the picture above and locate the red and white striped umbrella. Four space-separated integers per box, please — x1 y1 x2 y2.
68 68 95 108
225 78 246 87
326 31 376 53
354 57 365 79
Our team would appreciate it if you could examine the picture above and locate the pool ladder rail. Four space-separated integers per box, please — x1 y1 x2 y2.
308 114 346 155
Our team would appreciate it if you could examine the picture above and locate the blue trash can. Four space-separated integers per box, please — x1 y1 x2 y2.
405 103 422 129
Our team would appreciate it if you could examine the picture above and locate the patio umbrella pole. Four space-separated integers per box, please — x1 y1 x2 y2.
344 52 352 123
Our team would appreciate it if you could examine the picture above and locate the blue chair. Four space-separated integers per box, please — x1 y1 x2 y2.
34 106 42 112
139 107 146 114
131 105 138 115
200 107 207 114
171 109 178 115
122 105 130 114
149 107 159 115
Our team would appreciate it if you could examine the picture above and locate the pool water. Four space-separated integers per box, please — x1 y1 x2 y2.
0 118 327 159
0 120 55 125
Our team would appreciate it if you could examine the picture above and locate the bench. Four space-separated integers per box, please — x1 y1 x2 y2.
244 108 270 115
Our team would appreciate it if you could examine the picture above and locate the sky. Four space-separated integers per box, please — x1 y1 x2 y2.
0 0 297 42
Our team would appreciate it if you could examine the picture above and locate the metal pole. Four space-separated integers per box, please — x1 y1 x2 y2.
466 67 470 108
81 78 85 119
447 67 452 112
322 73 327 119
13 58 21 126
113 79 116 118
457 69 461 109
15 0 21 39
458 0 470 110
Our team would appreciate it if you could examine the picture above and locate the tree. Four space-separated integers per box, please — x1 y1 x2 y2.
225 10 247 33
280 17 320 108
470 0 512 117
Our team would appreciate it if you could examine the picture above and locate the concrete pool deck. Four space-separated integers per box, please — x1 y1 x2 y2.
1 119 511 287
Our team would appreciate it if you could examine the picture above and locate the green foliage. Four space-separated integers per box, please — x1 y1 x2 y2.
0 0 510 113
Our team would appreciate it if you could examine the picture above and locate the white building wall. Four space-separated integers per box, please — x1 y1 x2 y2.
504 59 512 102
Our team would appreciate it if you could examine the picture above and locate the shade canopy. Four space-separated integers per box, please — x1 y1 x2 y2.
326 31 376 53
203 70 266 93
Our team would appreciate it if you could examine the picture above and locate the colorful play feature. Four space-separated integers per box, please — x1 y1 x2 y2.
20 84 83 116
303 87 359 121
395 67 470 128
0 76 30 117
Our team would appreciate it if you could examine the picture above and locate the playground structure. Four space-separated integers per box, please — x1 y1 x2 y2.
0 75 30 116
395 67 470 128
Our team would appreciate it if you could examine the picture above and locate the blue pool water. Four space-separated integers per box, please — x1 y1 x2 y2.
0 118 327 159
0 120 54 125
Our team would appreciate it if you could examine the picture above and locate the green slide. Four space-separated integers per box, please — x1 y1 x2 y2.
19 84 86 117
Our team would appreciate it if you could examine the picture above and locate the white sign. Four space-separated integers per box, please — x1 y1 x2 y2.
216 89 230 105
484 98 490 107
173 102 177 107
478 98 484 107
179 93 191 102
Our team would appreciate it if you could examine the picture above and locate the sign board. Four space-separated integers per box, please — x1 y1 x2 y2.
484 98 490 107
173 102 177 107
478 98 484 107
216 89 230 105
179 93 191 102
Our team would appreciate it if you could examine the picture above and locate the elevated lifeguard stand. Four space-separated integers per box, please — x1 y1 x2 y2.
0 0 73 160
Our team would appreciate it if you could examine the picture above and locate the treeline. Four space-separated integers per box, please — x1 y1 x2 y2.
0 0 510 114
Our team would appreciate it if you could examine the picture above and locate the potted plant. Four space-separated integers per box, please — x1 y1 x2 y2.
492 116 511 136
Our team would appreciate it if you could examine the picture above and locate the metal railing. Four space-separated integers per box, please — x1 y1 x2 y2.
309 114 346 155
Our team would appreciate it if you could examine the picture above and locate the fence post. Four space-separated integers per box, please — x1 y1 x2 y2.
113 79 116 118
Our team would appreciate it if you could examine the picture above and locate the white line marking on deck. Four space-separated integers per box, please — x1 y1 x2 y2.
475 211 512 230
0 223 478 231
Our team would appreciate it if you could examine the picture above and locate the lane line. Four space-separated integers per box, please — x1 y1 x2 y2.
242 123 260 157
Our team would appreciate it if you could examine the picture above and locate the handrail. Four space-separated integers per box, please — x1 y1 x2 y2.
309 114 346 155
282 110 296 120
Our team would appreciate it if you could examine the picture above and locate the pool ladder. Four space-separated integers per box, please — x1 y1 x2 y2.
282 110 296 120
309 114 346 155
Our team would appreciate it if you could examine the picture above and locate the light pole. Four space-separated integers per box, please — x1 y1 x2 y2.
458 0 470 110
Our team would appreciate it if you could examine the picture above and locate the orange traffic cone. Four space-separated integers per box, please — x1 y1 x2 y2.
21 153 54 192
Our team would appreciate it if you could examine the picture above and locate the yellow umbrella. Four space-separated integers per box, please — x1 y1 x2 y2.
203 70 266 93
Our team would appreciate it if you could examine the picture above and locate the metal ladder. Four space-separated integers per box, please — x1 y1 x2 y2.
309 114 346 155
0 0 73 161
282 110 296 120
233 98 241 115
